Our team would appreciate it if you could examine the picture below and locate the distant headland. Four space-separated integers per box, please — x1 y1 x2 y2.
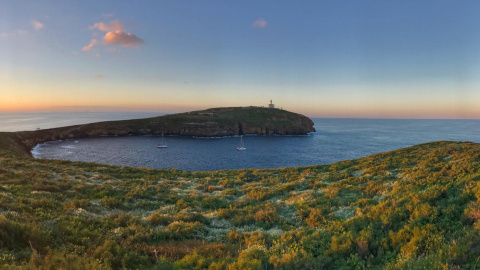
0 106 315 157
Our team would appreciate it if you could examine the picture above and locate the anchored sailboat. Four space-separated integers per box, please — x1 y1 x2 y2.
236 135 246 151
157 133 167 148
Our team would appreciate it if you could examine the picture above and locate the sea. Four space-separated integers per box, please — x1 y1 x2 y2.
2 112 480 171
0 111 161 132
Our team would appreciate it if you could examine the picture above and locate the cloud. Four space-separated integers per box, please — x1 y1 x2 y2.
95 74 104 78
90 20 123 32
83 20 144 51
103 31 143 47
252 19 268 28
82 39 97 51
1 29 28 38
31 20 44 30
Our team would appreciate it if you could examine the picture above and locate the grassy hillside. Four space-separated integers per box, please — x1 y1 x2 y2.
182 107 310 126
1 141 480 269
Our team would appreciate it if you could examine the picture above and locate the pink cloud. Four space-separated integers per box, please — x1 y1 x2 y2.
82 39 97 51
31 20 44 30
103 31 143 47
84 20 144 50
90 20 123 32
252 19 268 28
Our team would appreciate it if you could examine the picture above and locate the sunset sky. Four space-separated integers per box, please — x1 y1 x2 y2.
2 1 480 118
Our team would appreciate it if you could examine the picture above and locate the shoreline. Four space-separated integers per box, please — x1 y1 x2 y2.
0 107 315 158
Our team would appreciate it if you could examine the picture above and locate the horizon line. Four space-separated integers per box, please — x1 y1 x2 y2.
1 108 480 121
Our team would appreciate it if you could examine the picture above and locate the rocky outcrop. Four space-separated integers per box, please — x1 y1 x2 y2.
1 106 315 157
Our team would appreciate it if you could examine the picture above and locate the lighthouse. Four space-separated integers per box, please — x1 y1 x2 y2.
268 100 275 109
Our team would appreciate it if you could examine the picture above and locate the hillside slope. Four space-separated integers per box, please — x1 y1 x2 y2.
0 141 480 268
0 107 315 157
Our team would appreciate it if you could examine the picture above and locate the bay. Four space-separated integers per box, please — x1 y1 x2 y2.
31 118 480 171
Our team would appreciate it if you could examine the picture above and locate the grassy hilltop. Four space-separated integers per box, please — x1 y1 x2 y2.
1 140 480 269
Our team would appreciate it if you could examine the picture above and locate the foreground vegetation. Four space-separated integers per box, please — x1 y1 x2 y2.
1 141 480 269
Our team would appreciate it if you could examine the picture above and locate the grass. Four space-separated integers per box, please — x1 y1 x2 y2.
0 140 480 268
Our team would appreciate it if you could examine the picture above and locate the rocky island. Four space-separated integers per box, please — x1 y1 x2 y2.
0 106 315 157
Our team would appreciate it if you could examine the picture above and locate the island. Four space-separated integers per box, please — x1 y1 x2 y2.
0 106 315 157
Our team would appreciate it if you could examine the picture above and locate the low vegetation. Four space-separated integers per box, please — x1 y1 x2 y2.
1 141 480 269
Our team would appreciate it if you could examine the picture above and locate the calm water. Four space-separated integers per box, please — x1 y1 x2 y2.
0 111 163 132
32 118 480 171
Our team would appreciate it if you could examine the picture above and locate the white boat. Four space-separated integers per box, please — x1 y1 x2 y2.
157 133 167 148
236 135 246 151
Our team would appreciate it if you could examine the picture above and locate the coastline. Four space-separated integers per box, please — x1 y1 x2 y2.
0 107 315 158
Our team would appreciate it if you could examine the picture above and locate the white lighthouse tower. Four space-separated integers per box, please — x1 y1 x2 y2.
268 100 275 109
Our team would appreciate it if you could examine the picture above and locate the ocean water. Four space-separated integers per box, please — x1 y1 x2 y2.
30 118 480 171
0 111 162 132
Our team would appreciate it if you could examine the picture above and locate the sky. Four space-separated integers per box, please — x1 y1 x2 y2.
1 1 480 118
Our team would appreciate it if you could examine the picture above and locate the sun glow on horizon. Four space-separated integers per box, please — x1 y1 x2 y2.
2 1 480 119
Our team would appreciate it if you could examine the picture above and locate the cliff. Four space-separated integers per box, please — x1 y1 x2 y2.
0 106 315 157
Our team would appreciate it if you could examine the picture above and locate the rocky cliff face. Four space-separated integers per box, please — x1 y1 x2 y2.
4 107 315 156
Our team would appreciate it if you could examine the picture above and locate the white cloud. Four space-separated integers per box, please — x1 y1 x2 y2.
0 29 28 38
31 20 44 30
